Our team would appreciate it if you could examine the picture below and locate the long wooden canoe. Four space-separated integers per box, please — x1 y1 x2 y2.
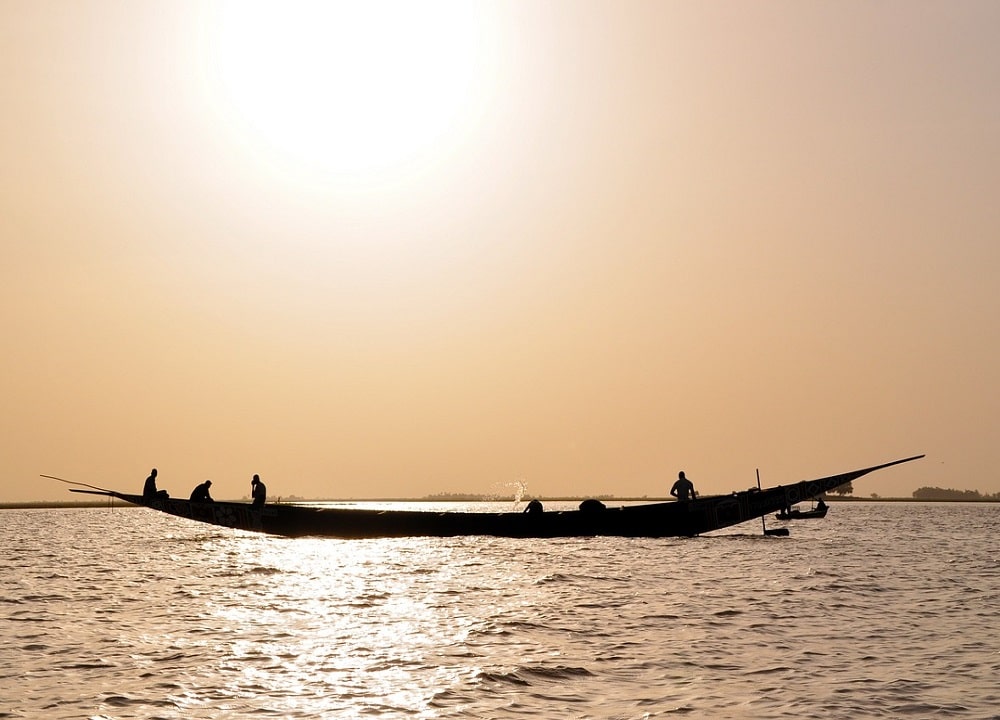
60 455 922 539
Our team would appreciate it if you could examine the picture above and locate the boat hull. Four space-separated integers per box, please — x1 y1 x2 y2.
775 506 829 520
84 455 922 539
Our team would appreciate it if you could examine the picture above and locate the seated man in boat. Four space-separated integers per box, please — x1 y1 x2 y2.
670 471 697 501
251 474 266 508
142 468 169 500
190 480 214 503
816 498 827 511
523 498 543 514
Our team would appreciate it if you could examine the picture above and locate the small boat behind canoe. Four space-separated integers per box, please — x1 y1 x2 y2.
57 455 921 540
775 503 829 520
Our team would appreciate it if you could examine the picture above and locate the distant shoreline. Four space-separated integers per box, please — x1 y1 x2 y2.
2 496 999 510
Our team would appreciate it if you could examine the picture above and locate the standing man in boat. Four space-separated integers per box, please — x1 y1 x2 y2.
190 480 214 503
670 471 697 501
251 474 266 508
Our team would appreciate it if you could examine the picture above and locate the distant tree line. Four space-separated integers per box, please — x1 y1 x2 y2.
423 493 490 501
822 483 1000 500
912 486 1000 500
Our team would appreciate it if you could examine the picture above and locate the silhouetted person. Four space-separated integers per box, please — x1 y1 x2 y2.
524 498 543 514
190 480 214 503
251 474 266 508
143 468 168 501
670 471 696 501
816 498 827 511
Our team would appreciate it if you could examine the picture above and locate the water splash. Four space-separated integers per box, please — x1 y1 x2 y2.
512 478 527 508
485 478 529 509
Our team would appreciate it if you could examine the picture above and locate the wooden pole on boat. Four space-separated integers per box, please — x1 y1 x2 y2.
41 474 113 493
43 475 119 509
757 469 765 534
758 468 789 537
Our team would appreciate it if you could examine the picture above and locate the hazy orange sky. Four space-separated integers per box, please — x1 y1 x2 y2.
3 1 997 503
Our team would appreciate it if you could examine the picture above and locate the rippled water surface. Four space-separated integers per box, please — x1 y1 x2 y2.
2 502 998 719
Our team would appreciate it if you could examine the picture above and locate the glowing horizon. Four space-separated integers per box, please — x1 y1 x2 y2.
2 2 997 503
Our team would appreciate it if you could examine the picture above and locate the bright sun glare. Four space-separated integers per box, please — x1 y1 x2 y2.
200 1 496 186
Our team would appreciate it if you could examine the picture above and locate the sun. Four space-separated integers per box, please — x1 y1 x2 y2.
199 1 497 187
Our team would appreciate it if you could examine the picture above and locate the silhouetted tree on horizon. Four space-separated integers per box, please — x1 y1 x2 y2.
830 481 853 496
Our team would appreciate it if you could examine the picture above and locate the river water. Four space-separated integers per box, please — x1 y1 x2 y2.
2 501 997 719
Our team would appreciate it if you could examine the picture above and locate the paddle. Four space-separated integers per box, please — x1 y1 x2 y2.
757 468 789 537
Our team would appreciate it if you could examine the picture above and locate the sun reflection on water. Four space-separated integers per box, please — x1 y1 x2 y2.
201 534 499 714
8 505 995 718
